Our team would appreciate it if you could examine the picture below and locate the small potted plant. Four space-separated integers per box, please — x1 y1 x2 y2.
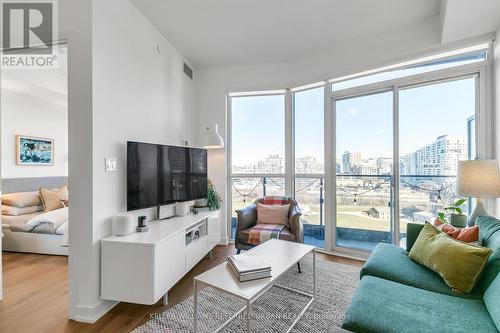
438 198 467 228
207 179 222 211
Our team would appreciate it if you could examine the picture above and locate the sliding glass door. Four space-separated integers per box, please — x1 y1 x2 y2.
333 76 477 252
398 77 476 242
335 91 393 251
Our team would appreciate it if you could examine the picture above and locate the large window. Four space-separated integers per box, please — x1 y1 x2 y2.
228 44 490 254
230 93 286 240
333 76 478 252
231 95 285 174
331 49 486 91
398 78 475 240
293 87 325 248
335 91 393 251
294 87 324 174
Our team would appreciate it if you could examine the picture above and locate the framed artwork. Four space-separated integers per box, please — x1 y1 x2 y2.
16 135 54 166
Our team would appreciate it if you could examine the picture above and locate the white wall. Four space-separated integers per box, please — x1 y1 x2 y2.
59 0 94 322
495 27 500 158
494 26 500 215
63 0 195 323
1 91 67 178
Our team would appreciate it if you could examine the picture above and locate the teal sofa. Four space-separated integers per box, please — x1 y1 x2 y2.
341 216 500 333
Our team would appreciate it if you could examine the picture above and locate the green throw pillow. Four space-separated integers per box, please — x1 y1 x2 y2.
409 222 492 294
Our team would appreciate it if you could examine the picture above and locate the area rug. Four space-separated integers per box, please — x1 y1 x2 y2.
133 255 360 333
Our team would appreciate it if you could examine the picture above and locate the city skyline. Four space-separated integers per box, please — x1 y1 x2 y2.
233 133 468 176
231 78 475 167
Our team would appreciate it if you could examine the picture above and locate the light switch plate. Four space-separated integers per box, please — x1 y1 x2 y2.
105 157 117 172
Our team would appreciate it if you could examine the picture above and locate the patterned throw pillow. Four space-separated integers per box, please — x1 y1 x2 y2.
433 219 479 244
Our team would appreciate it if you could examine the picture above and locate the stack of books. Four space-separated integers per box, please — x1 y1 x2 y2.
227 253 272 282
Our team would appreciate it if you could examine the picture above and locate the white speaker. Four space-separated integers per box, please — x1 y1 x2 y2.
113 214 135 236
174 202 189 216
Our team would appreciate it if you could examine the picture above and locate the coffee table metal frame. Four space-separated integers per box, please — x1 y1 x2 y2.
193 248 316 333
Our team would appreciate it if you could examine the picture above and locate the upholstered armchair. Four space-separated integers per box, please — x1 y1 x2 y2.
235 196 304 270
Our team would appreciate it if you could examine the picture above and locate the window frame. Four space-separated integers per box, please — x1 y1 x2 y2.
227 91 288 241
226 43 493 257
329 65 490 254
291 86 327 248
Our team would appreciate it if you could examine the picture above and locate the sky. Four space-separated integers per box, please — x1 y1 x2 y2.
231 94 286 167
231 76 475 167
337 77 475 158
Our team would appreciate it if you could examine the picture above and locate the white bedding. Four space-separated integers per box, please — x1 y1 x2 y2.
2 207 69 250
57 221 69 247
26 207 68 229
26 207 68 235
2 212 41 232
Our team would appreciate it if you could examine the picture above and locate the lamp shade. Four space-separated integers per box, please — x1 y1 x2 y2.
202 123 224 149
456 160 500 198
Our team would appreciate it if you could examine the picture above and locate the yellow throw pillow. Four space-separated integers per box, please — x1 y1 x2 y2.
39 187 65 212
409 222 492 294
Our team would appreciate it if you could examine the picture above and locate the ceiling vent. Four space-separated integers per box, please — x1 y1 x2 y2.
183 63 193 80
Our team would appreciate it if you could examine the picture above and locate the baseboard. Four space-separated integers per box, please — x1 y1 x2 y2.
69 299 118 323
327 249 369 262
218 237 229 246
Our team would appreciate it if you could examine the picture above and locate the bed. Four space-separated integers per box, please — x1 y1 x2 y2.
1 177 68 256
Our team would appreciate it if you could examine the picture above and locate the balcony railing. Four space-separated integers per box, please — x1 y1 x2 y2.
231 174 458 251
336 174 458 251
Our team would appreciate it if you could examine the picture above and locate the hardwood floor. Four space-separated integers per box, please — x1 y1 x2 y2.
0 246 363 333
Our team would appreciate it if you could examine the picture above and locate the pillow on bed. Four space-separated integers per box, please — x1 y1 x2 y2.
2 204 43 216
39 187 65 212
1 191 41 208
58 186 69 206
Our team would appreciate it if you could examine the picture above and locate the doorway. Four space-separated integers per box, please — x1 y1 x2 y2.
0 43 69 330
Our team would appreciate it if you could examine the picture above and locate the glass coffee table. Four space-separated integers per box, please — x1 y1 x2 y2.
193 239 316 332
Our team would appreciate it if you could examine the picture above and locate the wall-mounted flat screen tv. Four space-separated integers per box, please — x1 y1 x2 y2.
127 141 208 212
127 142 159 211
189 148 208 200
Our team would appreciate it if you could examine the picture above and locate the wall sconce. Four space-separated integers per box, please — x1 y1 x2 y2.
202 123 224 149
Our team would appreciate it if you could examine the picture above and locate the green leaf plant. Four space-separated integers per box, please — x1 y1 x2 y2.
438 198 467 223
206 179 222 211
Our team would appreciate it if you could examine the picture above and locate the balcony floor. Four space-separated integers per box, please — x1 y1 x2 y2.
231 219 381 252
335 239 379 252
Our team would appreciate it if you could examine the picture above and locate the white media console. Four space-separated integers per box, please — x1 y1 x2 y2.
101 209 221 305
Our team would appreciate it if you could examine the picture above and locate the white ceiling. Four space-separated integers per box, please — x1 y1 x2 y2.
130 0 441 68
1 45 67 107
441 0 500 43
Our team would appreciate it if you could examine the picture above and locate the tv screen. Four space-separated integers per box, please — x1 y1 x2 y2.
128 142 208 211
158 146 208 205
189 148 208 200
127 142 159 211
160 145 189 204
